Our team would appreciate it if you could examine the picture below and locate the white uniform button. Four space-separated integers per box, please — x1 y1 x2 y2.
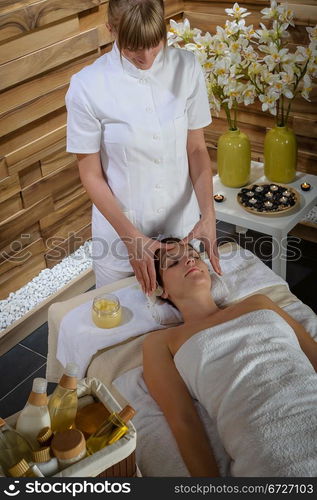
157 208 164 214
155 184 163 189
146 106 153 113
153 134 159 140
154 159 161 164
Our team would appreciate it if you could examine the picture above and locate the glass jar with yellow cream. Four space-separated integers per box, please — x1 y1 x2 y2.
92 294 122 329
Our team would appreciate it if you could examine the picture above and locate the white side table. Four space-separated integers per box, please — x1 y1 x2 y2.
213 162 317 280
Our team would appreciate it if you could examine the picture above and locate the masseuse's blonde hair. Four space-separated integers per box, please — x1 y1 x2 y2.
108 0 167 52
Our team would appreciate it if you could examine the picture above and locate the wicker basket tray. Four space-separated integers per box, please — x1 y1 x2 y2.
237 183 300 217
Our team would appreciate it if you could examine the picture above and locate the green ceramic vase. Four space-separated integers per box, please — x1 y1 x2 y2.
217 129 251 188
264 126 297 183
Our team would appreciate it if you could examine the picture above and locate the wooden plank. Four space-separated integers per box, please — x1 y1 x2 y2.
0 223 41 265
0 17 79 65
293 114 317 139
290 221 317 243
165 0 185 17
54 185 86 210
0 53 97 120
0 267 94 356
0 29 100 91
0 173 20 203
40 196 91 241
0 0 106 42
21 163 80 208
0 194 23 223
45 222 91 268
2 113 66 172
0 196 54 248
41 150 76 176
0 84 67 138
0 238 46 276
0 158 8 181
19 162 42 189
0 254 46 300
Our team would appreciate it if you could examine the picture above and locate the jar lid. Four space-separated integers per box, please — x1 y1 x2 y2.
37 426 53 444
8 459 29 477
32 447 51 463
51 429 85 460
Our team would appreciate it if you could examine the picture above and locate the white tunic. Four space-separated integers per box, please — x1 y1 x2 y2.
65 42 212 270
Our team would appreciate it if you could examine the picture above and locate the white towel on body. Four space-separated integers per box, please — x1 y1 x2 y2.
174 309 317 477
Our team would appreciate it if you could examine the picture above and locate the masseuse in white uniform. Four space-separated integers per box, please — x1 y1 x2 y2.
66 0 221 295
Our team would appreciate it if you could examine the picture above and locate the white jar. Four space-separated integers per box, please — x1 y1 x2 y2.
51 429 86 470
32 447 59 476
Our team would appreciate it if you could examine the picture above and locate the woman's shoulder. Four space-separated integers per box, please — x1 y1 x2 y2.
165 44 196 67
69 53 109 89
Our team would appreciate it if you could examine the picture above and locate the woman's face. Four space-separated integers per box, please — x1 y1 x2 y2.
158 243 211 301
121 40 164 70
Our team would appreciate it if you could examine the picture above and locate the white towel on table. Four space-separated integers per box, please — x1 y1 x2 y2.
56 284 165 378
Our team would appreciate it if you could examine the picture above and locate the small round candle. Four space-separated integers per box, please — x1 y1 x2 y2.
246 191 254 197
264 200 273 208
300 182 311 191
270 185 279 192
282 190 291 197
213 193 225 203
279 196 288 204
265 191 273 199
255 186 264 192
249 197 257 205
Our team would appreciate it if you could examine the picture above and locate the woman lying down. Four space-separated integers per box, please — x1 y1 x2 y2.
143 238 317 477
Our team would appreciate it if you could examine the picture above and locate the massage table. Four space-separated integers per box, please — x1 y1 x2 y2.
46 242 317 476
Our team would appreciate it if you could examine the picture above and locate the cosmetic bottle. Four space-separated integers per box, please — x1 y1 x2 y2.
86 405 135 455
16 378 51 449
48 362 78 432
0 418 33 476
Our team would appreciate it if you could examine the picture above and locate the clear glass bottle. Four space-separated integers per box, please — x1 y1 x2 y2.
48 362 78 432
51 429 86 470
0 418 33 476
16 378 51 450
86 405 136 455
32 447 59 476
8 458 44 477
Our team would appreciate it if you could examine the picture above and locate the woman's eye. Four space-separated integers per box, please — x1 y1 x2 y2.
168 260 178 268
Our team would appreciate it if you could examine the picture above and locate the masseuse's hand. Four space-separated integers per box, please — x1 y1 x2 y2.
180 215 222 276
123 235 175 296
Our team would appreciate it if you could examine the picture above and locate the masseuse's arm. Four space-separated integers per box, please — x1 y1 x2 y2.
77 153 172 294
143 331 220 477
252 294 317 372
184 129 221 275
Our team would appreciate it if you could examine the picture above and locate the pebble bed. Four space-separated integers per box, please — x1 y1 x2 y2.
1 204 317 333
0 241 93 332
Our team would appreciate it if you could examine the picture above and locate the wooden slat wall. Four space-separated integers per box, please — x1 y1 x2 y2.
0 0 316 300
0 0 184 299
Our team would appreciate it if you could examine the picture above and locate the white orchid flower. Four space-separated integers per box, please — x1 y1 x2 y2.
280 68 295 86
261 44 289 71
254 23 273 43
225 19 246 37
306 25 317 41
225 2 251 20
300 74 312 101
215 26 228 43
242 85 257 105
193 31 213 47
214 58 231 86
295 46 313 63
277 5 295 28
259 93 278 115
271 79 293 99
